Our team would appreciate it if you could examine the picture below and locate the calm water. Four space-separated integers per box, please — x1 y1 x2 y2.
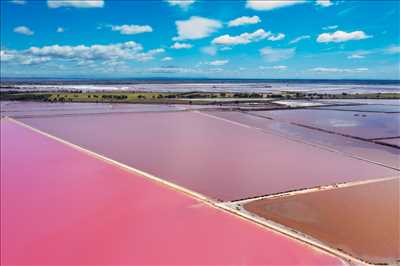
252 109 400 139
244 178 400 265
20 111 397 201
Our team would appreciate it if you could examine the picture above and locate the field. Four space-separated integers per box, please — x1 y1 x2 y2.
1 90 399 105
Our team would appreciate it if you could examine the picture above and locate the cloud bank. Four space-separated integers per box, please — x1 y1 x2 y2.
47 0 104 8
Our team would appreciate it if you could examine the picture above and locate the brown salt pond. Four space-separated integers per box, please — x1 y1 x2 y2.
251 109 400 140
207 111 400 169
243 178 400 265
19 111 398 201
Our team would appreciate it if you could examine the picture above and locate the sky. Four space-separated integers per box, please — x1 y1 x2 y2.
1 0 399 79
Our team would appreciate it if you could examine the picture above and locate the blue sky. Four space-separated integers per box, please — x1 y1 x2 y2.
1 0 399 79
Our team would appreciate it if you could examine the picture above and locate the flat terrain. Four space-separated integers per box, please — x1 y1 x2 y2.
208 110 400 169
1 99 399 265
251 109 400 139
1 119 342 265
18 111 397 201
243 178 400 265
1 90 399 106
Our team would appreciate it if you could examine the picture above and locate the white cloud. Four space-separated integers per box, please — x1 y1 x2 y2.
322 25 338 30
10 0 26 5
317 30 372 43
0 49 51 65
347 53 365 59
212 29 271 46
201 46 217 56
260 65 288 70
289 35 310 44
260 47 295 62
246 0 306 11
220 46 232 51
272 65 288 70
27 42 139 59
316 0 332 7
0 50 16 62
161 56 173 61
167 0 195 9
47 0 104 8
348 54 364 59
20 42 163 63
209 67 224 72
56 27 65 33
385 45 400 54
346 46 398 59
2 43 166 70
13 26 34 36
111 25 153 35
207 60 229 66
228 16 261 27
310 67 368 73
268 33 285 41
148 66 199 74
174 16 222 40
170 42 193 49
20 56 52 65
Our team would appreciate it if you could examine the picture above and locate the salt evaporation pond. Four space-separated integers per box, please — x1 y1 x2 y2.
1 120 343 265
251 109 400 140
0 101 189 118
375 137 400 148
207 111 400 169
243 178 400 265
315 104 400 113
19 111 397 201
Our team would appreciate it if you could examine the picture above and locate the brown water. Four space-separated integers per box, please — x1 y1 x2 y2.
244 178 400 264
251 109 400 140
20 111 398 201
207 111 400 169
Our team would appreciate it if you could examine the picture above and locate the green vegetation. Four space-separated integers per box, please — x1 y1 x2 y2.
0 91 217 104
1 90 399 104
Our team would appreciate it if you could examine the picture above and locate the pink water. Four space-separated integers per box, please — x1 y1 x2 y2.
1 101 184 117
208 111 400 169
1 119 343 265
20 111 398 201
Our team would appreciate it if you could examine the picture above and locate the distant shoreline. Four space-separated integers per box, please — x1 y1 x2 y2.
1 78 400 86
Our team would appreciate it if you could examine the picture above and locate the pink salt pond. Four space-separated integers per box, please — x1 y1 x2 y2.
1 119 343 265
1 101 185 117
207 111 400 169
19 111 398 201
251 109 400 140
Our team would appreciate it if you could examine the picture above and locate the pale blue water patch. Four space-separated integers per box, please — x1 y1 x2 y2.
314 104 400 113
